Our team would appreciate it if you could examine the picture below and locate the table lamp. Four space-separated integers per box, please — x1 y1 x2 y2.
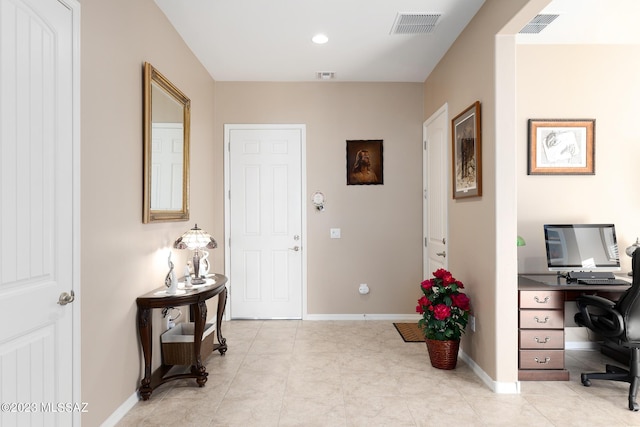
173 224 217 284
626 238 640 276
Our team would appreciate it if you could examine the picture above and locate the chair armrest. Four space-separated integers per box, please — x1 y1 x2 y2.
575 294 624 337
576 294 616 310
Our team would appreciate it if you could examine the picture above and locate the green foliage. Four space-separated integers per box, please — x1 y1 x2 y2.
416 269 471 341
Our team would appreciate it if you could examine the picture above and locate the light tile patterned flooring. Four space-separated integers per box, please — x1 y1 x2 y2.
117 320 640 426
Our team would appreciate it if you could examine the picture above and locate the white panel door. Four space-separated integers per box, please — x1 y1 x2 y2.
227 125 303 319
151 123 184 210
424 106 449 276
0 0 78 425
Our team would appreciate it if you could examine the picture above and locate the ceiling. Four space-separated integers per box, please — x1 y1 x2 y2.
155 0 640 83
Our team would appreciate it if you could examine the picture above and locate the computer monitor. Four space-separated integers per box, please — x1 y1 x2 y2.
544 224 621 272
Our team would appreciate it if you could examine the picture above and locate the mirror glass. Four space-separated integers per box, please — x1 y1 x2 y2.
143 62 190 223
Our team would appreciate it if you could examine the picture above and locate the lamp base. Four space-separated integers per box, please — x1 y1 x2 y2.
191 276 206 285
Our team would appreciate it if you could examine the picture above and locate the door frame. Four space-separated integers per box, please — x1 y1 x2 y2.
69 0 81 422
223 124 307 320
423 104 449 277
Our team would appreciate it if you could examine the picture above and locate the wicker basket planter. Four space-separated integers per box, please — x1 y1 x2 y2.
161 322 215 365
426 338 460 370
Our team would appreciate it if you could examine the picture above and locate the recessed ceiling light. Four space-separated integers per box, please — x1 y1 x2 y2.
312 33 329 44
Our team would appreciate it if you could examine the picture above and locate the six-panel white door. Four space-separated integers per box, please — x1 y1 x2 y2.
0 0 78 425
227 125 304 319
151 123 184 210
424 106 449 276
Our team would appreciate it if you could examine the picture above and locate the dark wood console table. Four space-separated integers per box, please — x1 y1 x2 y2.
136 273 228 400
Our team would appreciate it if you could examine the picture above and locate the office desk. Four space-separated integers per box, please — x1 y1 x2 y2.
518 274 630 381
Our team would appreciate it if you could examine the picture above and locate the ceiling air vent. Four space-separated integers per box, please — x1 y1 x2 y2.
519 14 559 34
316 71 335 80
391 13 441 35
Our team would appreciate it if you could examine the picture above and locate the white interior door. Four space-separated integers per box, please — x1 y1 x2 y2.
151 123 184 210
0 0 79 425
424 105 449 276
226 125 304 319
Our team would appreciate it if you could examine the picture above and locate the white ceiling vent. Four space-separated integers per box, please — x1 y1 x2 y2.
316 71 335 80
391 13 441 35
519 14 559 34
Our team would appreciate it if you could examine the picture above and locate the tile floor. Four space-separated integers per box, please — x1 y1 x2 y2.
117 320 640 426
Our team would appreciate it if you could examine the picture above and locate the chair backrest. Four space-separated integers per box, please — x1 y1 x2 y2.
617 249 640 341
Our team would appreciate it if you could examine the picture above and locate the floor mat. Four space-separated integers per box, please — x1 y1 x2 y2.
393 322 425 343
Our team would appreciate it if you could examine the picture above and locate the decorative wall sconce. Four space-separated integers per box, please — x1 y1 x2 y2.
312 191 325 211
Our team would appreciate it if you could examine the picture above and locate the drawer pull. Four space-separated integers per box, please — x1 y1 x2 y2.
534 296 550 304
534 336 550 344
534 357 551 364
534 316 549 324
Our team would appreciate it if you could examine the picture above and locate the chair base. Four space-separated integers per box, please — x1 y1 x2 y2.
581 363 640 411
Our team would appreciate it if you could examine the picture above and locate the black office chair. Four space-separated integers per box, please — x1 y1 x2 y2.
574 248 640 411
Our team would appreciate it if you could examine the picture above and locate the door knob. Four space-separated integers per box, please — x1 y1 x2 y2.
289 246 300 252
58 290 75 305
436 251 446 257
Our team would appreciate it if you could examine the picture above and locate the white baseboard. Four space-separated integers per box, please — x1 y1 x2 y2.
459 349 520 394
566 341 601 350
100 391 138 427
304 313 420 321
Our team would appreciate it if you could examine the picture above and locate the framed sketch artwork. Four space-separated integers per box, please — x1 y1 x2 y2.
451 101 482 199
346 140 383 185
527 119 595 175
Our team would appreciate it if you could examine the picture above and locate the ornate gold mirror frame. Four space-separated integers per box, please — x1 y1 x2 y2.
143 62 190 223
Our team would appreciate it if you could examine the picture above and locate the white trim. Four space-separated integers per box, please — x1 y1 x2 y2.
100 392 139 427
566 341 601 350
494 33 520 385
304 314 420 321
459 349 521 394
223 124 307 320
67 0 82 424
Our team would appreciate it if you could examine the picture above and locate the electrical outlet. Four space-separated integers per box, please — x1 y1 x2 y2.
469 315 476 332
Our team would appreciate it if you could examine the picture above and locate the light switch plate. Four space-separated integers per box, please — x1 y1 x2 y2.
330 228 341 239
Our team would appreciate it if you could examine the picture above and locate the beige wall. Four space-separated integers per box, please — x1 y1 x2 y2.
81 0 218 425
80 0 640 422
517 44 640 273
423 0 530 382
215 82 424 315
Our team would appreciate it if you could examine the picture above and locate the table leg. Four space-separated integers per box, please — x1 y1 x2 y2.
137 307 153 400
191 300 209 387
216 286 228 355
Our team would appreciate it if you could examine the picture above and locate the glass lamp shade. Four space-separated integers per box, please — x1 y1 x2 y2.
626 238 640 257
173 224 217 284
173 224 217 251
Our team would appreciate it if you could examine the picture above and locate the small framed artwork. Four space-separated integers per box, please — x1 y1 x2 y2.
451 101 482 199
346 139 383 185
527 119 595 175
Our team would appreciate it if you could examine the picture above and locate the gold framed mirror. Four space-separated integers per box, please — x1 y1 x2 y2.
143 62 190 223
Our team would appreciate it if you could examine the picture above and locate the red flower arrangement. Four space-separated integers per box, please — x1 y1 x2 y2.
416 268 471 341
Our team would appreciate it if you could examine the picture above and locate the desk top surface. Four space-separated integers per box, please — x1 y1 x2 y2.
519 274 631 292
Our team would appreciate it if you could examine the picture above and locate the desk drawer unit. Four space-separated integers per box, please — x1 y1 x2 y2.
519 329 564 349
519 309 564 329
518 289 568 380
519 350 565 370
